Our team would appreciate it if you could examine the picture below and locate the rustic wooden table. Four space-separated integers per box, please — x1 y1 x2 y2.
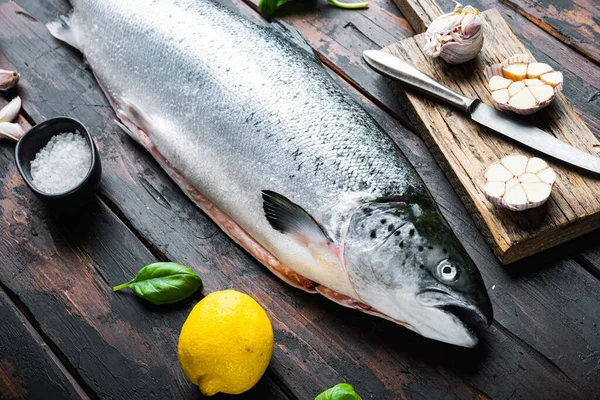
0 0 599 399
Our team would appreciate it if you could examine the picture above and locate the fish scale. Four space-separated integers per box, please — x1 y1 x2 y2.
50 0 493 347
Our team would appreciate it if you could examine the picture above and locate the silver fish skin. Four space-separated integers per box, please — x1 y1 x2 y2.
49 0 492 346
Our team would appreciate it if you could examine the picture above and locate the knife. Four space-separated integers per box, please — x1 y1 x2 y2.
362 49 600 175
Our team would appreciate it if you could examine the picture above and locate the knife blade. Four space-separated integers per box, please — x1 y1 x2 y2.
362 49 600 175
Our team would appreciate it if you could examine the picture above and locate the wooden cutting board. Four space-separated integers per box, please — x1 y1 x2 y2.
384 1 600 264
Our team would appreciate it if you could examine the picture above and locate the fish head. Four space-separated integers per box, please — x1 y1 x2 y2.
343 199 493 347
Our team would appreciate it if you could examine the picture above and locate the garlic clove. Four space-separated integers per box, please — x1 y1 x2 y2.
501 154 528 176
0 96 21 123
503 184 528 210
0 69 19 91
505 177 520 191
519 172 541 183
489 76 512 91
508 87 537 110
529 85 555 103
526 63 553 78
484 163 513 181
491 89 510 104
524 79 544 87
525 157 548 173
483 154 556 211
502 63 527 81
507 81 526 97
0 122 25 141
537 167 556 185
522 182 552 203
540 71 563 88
483 181 505 199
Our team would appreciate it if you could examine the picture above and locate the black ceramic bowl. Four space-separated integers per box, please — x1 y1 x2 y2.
15 117 102 212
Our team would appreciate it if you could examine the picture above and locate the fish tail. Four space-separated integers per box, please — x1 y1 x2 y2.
47 13 80 50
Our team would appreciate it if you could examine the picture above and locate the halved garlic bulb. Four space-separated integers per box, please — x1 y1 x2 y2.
483 54 563 115
424 4 484 64
483 154 556 211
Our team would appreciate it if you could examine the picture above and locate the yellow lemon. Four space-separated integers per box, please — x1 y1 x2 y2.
178 290 273 396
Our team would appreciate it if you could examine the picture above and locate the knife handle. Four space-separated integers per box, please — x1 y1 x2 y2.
363 51 475 113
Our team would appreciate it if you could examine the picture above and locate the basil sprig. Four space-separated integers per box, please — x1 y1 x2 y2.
113 262 202 304
258 0 368 18
315 383 362 400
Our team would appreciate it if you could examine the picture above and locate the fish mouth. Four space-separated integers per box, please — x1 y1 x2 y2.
436 304 491 336
418 288 493 342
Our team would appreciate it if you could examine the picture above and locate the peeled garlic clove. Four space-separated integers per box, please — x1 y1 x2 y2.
483 154 556 211
501 154 528 175
503 184 528 210
525 157 548 173
492 89 509 104
484 181 505 199
529 85 555 103
505 177 520 191
0 122 25 141
522 182 552 203
537 167 556 185
508 87 537 110
0 69 19 91
524 79 544 87
0 96 21 123
526 63 553 78
484 163 513 181
489 76 512 91
540 71 563 88
507 81 526 96
518 172 541 183
424 3 484 64
502 63 527 80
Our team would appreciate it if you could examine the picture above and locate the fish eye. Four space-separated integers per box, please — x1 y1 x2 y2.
437 260 458 281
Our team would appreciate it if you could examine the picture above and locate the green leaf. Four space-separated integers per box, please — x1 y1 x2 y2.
315 383 362 400
258 0 290 18
113 262 202 305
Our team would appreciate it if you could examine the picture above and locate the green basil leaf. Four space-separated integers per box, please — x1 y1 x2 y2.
258 0 290 17
113 262 202 304
315 383 362 400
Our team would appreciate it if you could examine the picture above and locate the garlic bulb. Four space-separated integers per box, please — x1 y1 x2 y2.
424 4 484 64
483 54 563 115
483 154 556 211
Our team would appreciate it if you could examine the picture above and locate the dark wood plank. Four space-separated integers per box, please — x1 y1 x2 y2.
1 0 600 398
0 286 87 400
499 0 600 65
0 133 291 400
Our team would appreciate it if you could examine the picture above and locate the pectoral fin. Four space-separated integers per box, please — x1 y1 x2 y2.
262 190 331 245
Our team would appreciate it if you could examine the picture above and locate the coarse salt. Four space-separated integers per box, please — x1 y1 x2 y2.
30 131 92 194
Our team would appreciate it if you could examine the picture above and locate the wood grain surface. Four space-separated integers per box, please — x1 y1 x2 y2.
383 9 600 263
0 0 599 398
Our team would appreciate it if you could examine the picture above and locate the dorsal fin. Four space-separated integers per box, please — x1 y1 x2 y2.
262 190 331 245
